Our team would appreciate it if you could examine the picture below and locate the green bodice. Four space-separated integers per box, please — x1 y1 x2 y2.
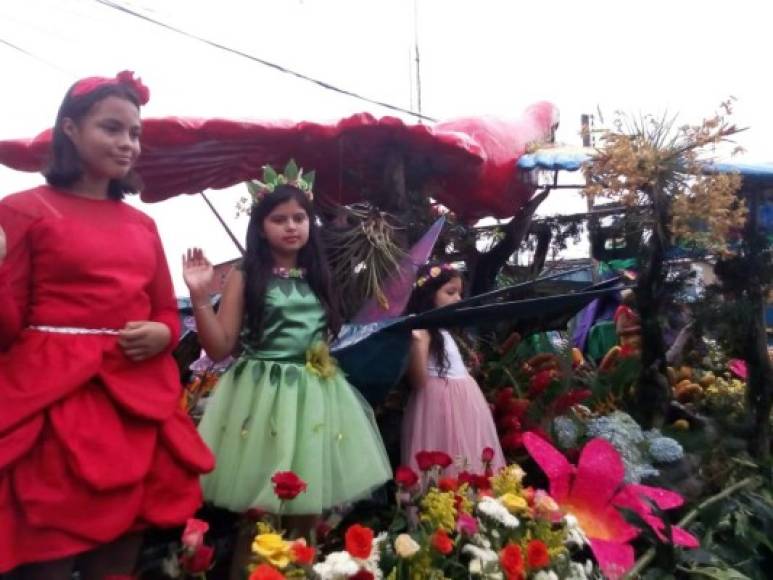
241 277 326 361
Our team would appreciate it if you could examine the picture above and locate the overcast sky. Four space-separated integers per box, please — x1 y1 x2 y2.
2 0 771 292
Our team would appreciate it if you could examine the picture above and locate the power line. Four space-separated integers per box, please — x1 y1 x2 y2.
0 37 75 75
93 0 437 122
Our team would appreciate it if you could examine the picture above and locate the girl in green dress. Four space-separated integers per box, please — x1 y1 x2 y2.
182 163 391 576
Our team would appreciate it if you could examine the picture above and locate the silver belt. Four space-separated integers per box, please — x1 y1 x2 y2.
28 325 120 336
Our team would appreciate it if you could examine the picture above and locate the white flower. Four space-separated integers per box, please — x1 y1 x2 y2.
477 496 520 529
533 571 559 580
462 544 499 563
564 514 588 547
565 562 589 580
394 534 420 558
312 550 360 579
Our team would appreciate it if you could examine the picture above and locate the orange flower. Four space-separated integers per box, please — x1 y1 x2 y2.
431 529 454 555
249 564 286 580
499 543 524 580
291 541 316 565
526 539 550 569
345 524 374 559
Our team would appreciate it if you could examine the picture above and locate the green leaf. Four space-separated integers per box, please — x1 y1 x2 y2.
284 159 299 181
681 565 752 579
246 180 263 197
305 170 316 189
262 164 278 183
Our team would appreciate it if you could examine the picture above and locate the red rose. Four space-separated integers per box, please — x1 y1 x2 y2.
345 524 374 559
431 529 454 555
415 450 435 471
431 451 453 469
500 543 524 579
481 446 495 463
526 539 550 569
475 474 492 491
394 465 419 488
245 507 267 521
458 470 476 487
438 476 458 492
350 571 375 580
249 563 286 580
271 471 307 500
315 520 332 542
180 544 214 574
291 541 316 565
181 518 209 552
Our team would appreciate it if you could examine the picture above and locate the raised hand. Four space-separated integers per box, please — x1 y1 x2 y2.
0 225 6 265
182 247 214 300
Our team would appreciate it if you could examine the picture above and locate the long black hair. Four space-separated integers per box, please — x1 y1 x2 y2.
243 184 342 343
44 82 143 200
404 263 463 377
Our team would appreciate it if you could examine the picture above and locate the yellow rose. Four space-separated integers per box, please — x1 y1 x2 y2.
394 533 420 558
252 533 291 569
499 493 528 514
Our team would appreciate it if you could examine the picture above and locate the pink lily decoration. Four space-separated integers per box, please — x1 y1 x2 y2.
523 432 698 579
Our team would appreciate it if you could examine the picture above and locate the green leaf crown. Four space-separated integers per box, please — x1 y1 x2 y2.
246 159 315 205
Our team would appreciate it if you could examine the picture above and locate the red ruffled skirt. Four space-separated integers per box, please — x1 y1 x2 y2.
0 331 214 572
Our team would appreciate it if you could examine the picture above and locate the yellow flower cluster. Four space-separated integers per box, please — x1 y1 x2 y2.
703 376 746 417
419 488 457 532
492 464 526 497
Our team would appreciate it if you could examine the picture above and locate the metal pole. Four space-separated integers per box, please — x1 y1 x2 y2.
199 192 246 255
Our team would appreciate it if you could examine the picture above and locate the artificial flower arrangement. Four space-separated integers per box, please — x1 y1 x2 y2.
239 437 697 580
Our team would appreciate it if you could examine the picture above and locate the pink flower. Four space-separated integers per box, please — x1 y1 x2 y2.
181 518 209 552
456 512 479 536
728 358 748 379
523 432 698 580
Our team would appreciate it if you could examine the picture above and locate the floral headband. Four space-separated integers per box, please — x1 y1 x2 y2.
415 263 457 288
246 159 315 205
71 70 150 105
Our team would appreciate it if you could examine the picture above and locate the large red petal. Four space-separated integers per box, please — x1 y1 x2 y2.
571 438 625 511
588 538 634 580
671 526 700 548
523 431 572 503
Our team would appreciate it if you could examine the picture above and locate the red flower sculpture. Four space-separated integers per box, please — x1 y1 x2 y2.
481 446 495 463
523 432 698 580
291 541 316 566
271 471 308 500
345 524 374 559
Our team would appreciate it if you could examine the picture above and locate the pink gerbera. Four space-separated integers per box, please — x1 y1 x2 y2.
523 432 698 579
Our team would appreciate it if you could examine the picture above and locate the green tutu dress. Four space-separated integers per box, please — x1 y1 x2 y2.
198 274 392 514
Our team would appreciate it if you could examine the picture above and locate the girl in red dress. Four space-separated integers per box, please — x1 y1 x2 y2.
0 72 214 579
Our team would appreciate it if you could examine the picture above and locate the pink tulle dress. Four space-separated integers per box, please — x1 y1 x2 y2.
401 330 505 476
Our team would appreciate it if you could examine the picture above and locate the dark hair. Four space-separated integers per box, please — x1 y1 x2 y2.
404 263 463 377
44 83 143 200
243 185 342 344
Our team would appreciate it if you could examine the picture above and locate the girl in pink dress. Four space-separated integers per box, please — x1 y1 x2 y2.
401 263 505 476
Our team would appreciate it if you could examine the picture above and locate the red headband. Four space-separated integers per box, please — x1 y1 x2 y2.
71 70 150 105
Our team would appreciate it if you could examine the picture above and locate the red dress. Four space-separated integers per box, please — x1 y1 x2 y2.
0 186 214 571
